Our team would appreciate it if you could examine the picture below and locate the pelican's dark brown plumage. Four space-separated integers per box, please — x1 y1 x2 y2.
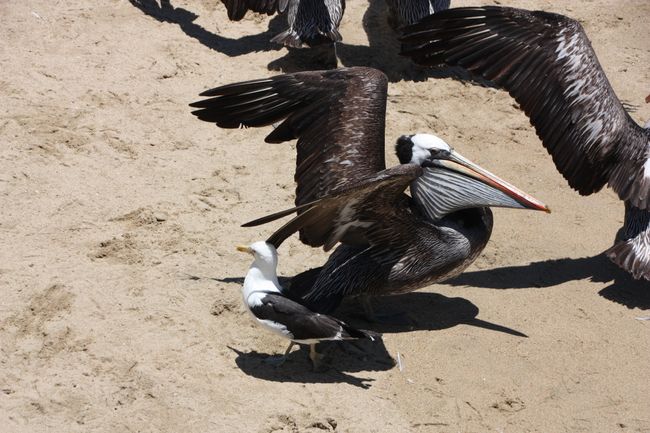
191 67 548 314
401 6 650 280
220 0 345 48
385 0 451 29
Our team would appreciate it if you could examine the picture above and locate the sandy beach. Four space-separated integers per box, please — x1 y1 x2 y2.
1 0 649 431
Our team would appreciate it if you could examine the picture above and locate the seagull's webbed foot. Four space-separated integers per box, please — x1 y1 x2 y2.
263 342 295 367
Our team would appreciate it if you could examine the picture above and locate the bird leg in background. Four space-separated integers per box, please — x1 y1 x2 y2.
333 42 340 68
309 343 325 371
263 342 296 367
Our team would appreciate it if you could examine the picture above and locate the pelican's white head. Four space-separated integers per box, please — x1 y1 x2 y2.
394 132 550 219
395 133 452 165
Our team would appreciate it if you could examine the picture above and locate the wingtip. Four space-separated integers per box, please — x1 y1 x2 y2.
198 88 217 97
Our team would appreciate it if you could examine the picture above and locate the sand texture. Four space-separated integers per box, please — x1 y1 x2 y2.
1 0 649 432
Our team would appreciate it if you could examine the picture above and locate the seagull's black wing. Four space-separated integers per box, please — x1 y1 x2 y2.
401 6 650 209
220 0 289 21
252 293 377 341
191 67 390 245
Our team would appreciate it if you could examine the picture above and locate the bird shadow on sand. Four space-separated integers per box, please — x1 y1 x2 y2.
228 339 394 389
209 276 527 387
265 0 496 86
338 292 528 338
129 0 496 85
266 0 417 78
214 276 528 338
445 253 650 310
129 0 283 57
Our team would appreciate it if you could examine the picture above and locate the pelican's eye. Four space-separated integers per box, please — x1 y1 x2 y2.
429 148 451 159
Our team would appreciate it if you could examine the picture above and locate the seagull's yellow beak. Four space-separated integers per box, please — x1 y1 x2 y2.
236 245 253 254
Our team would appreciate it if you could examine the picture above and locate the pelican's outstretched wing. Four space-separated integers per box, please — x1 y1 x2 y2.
242 163 422 250
402 6 650 209
191 67 390 247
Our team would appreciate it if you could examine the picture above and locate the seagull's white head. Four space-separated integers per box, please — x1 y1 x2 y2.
395 133 452 165
236 241 278 275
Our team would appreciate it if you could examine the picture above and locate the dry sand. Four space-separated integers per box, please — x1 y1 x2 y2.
1 0 649 432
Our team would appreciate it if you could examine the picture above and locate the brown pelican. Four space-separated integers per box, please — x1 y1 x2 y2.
385 0 450 29
237 241 378 369
400 6 650 281
220 0 345 65
191 67 549 316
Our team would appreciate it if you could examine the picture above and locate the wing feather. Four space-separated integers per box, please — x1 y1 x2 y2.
255 293 376 341
401 6 650 208
191 67 391 245
240 164 422 249
220 0 286 21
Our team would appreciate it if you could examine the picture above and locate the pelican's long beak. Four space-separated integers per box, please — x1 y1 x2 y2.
419 150 550 216
445 151 549 212
236 245 253 254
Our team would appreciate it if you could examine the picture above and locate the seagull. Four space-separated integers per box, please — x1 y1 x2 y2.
385 0 451 30
400 6 650 280
237 241 378 369
191 67 549 317
219 0 345 66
